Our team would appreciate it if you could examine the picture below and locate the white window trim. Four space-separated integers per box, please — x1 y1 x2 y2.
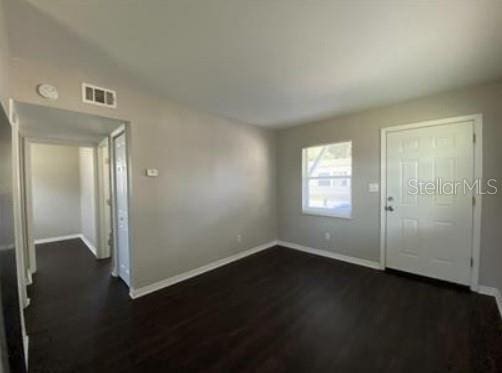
301 142 352 219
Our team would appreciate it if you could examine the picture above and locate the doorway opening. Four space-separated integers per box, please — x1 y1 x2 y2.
11 101 133 310
27 142 101 256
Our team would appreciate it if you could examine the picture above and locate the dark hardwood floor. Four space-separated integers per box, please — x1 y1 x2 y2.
26 239 502 372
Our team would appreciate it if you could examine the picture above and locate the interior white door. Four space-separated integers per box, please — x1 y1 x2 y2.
385 121 474 285
114 133 130 286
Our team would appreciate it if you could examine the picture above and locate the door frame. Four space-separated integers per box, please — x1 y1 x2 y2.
7 99 30 366
96 137 112 259
22 137 102 261
110 124 133 286
12 102 131 287
379 114 483 291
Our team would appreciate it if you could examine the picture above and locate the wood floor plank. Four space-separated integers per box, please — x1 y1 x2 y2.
26 239 502 372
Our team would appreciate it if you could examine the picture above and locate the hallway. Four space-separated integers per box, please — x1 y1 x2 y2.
25 239 130 372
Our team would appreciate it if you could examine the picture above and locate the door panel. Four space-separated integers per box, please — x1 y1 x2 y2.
114 133 130 286
385 122 474 285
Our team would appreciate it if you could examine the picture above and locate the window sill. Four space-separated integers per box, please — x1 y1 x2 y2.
302 209 352 220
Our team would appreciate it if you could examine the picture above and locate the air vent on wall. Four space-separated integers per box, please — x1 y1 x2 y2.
82 83 117 108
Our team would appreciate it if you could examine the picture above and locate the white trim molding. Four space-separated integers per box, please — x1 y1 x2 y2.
110 125 133 288
380 114 483 291
34 234 82 245
80 234 97 257
478 286 502 320
24 334 29 369
9 99 30 370
130 241 278 299
25 269 32 286
277 240 381 270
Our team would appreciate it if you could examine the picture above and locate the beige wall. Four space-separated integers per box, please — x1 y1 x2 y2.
277 80 502 291
79 147 97 248
30 143 81 240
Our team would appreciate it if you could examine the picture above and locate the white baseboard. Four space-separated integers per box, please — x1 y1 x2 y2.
34 234 81 244
23 334 29 369
478 286 502 320
130 240 278 299
34 233 97 257
277 240 382 270
0 243 14 251
25 269 32 286
79 234 97 257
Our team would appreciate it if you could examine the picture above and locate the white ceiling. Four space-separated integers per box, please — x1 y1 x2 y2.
15 0 502 127
16 102 123 145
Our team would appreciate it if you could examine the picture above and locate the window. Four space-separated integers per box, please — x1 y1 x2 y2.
302 141 352 218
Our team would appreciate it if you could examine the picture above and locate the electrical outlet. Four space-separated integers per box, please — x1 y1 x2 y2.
324 232 331 241
146 168 159 177
237 234 242 243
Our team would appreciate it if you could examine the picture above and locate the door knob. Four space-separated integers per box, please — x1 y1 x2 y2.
385 206 394 212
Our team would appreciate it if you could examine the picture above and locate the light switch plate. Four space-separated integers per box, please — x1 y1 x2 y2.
368 183 379 192
146 168 159 177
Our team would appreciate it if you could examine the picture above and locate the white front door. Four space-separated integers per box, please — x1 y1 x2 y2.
385 121 474 285
114 133 130 286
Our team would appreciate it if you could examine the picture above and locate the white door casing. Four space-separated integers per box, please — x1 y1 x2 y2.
381 115 482 288
97 138 112 259
113 132 131 286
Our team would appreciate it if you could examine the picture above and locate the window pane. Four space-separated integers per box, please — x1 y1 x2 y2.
303 141 352 218
307 178 351 215
317 172 331 187
307 142 351 177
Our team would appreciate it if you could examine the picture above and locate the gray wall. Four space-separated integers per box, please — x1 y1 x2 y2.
4 0 500 295
79 147 97 248
277 80 502 291
30 143 81 240
6 4 277 289
0 0 9 110
12 62 277 290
